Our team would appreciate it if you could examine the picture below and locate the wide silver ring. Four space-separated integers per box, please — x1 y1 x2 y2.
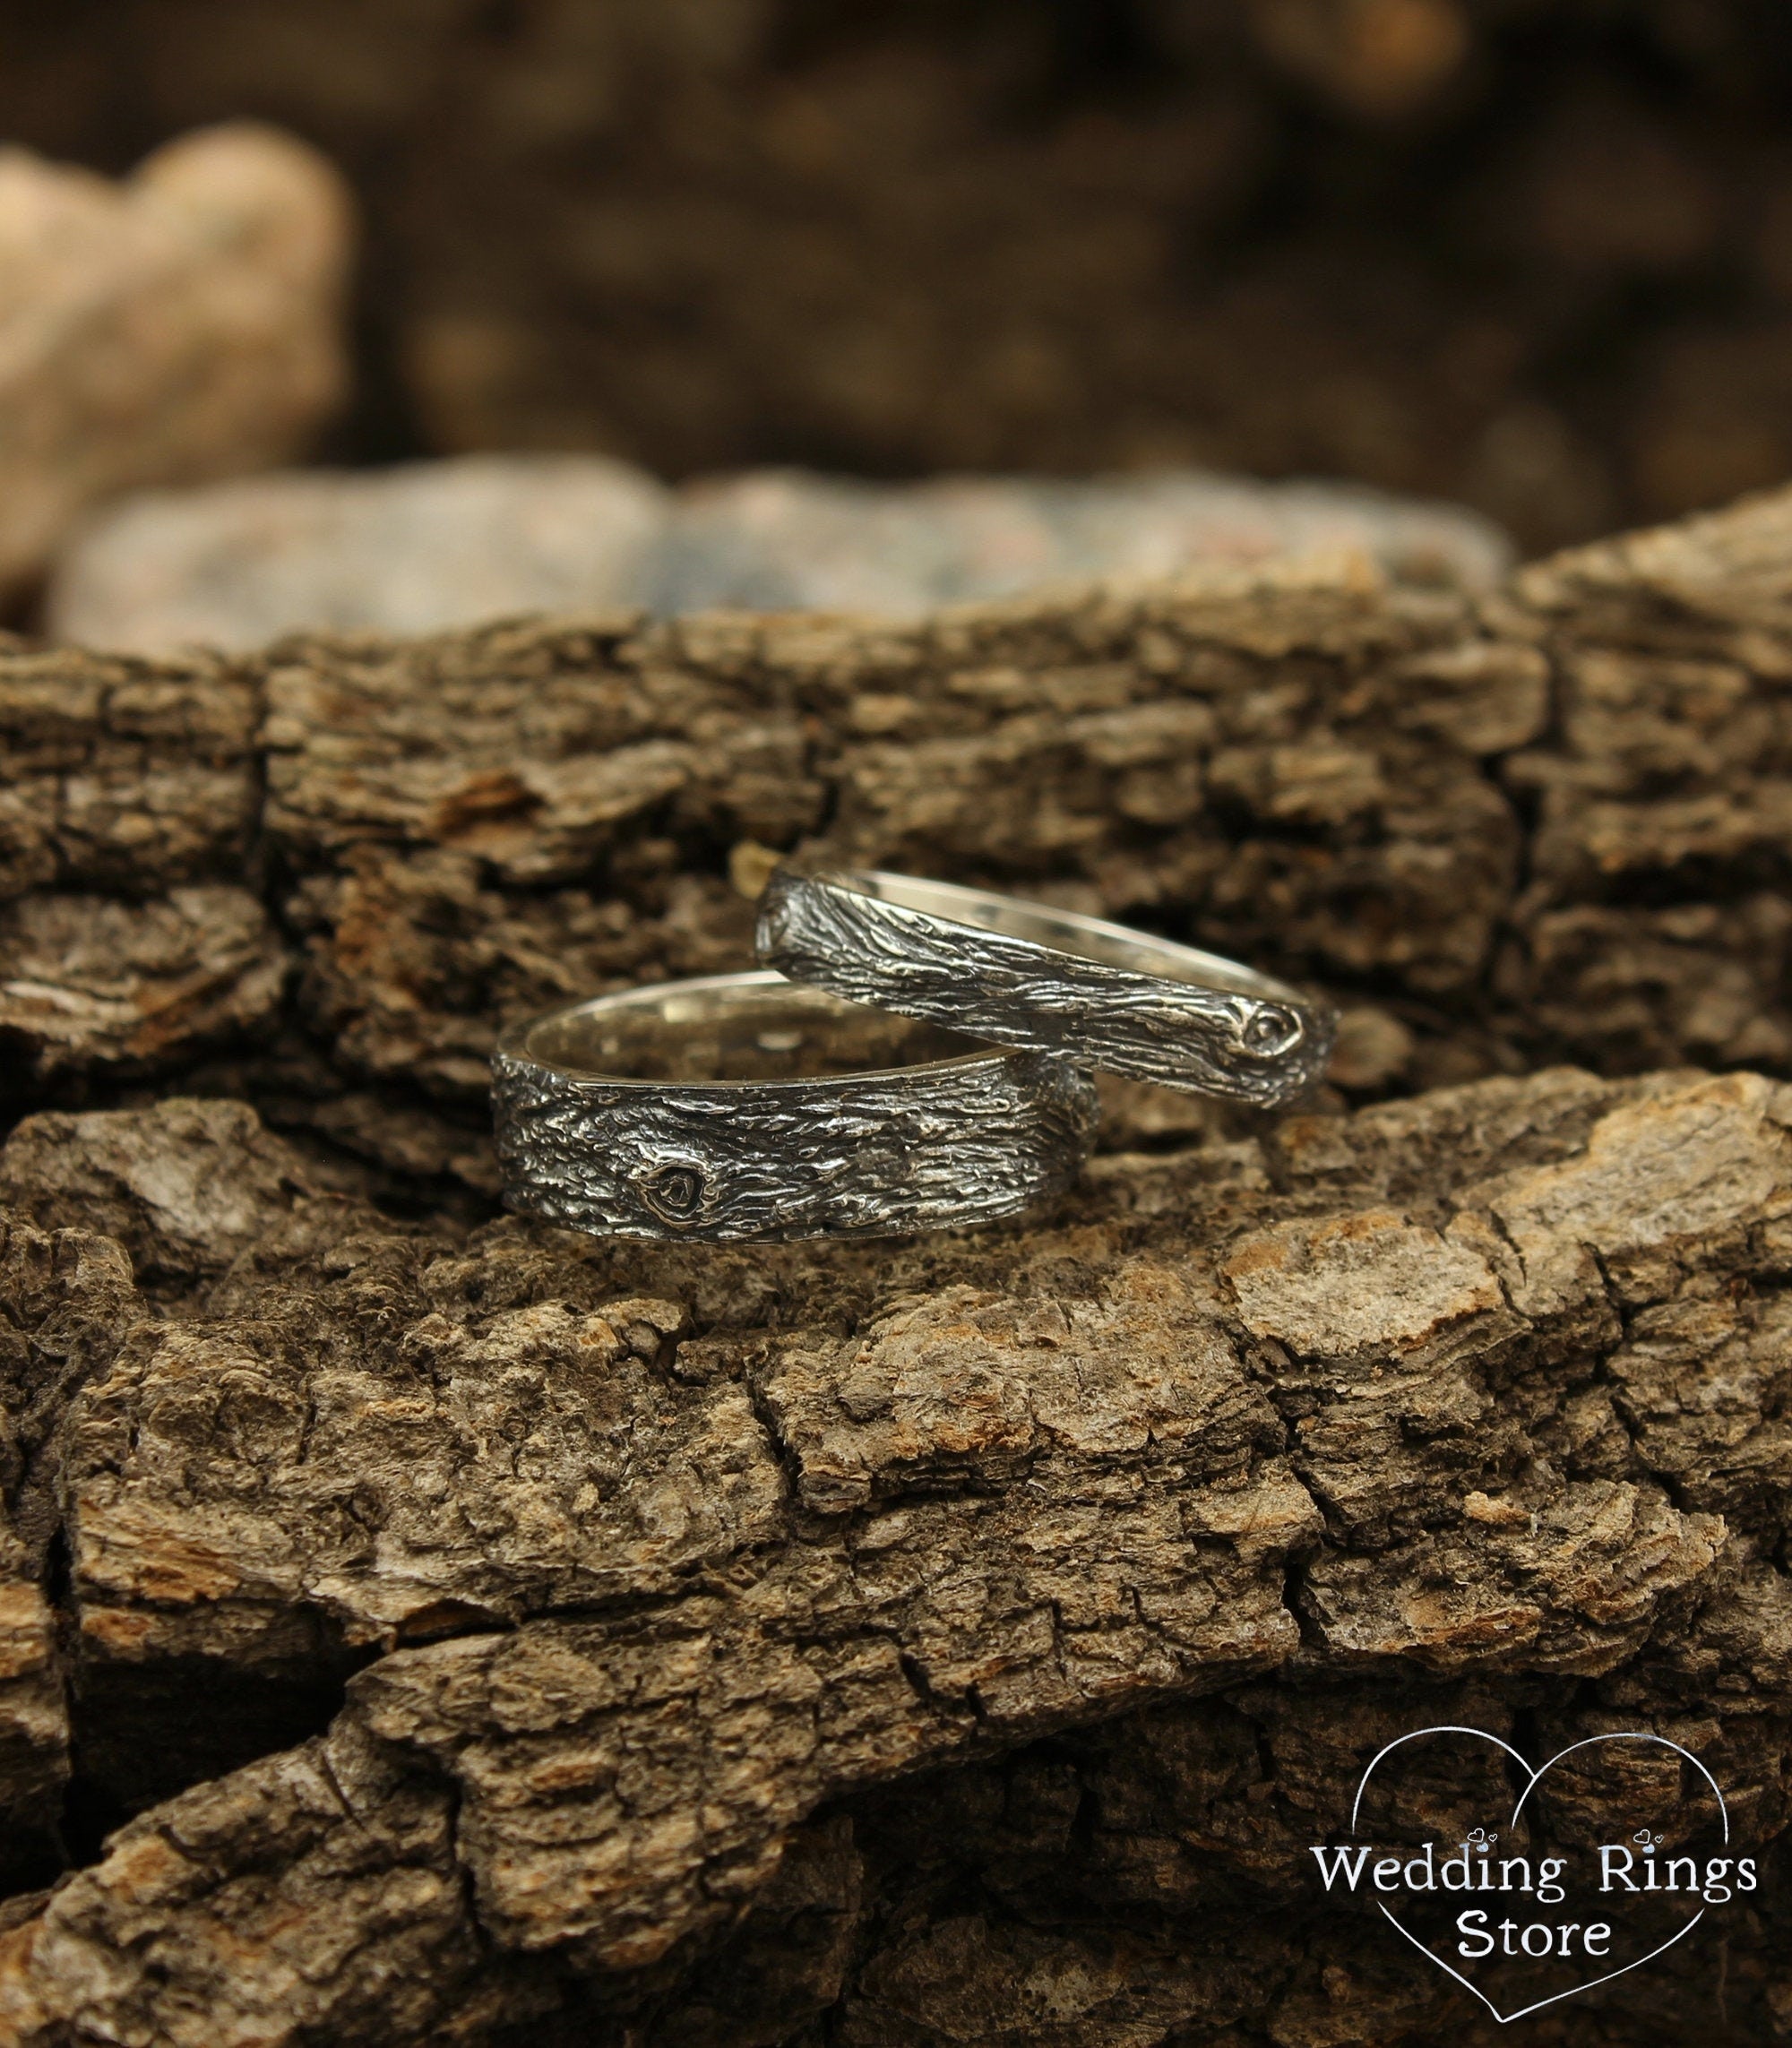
492 971 1098 1242
756 868 1336 1105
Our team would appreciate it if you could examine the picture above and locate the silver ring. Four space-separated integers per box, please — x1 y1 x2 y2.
756 868 1335 1105
492 971 1098 1242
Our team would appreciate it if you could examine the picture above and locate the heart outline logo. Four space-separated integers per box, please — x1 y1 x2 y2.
1347 1725 1730 2025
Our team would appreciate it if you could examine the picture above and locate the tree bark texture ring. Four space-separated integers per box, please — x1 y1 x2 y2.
756 867 1337 1105
491 970 1099 1242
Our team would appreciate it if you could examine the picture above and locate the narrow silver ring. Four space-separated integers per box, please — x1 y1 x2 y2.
492 971 1098 1242
756 868 1336 1105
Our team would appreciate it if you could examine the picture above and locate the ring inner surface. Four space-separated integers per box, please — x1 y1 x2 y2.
845 872 1276 998
526 981 988 1083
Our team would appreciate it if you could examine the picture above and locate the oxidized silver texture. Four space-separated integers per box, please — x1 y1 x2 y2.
492 971 1098 1242
757 867 1337 1106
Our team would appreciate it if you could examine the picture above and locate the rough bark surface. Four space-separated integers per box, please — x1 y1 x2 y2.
0 1064 1785 2042
4 488 1792 2042
9 486 1792 1196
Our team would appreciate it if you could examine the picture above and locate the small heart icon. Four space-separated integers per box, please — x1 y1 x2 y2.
1341 1725 1730 2024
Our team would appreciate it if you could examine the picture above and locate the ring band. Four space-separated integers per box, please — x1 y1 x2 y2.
756 868 1335 1106
492 971 1098 1242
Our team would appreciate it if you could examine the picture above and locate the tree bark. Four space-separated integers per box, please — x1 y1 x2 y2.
9 490 1792 1197
2 490 1792 2042
0 1064 1785 2042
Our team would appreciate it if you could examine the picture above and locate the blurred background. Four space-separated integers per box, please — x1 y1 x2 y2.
8 0 1792 640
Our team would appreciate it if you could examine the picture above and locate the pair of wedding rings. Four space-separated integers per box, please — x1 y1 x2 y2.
492 868 1337 1242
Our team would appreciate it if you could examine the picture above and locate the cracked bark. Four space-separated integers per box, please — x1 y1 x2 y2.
4 486 1792 1189
0 1063 1785 2042
2 488 1792 2041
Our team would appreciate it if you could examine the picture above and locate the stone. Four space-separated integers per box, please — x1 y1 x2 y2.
0 124 352 602
644 467 1514 616
44 460 1512 653
47 456 671 654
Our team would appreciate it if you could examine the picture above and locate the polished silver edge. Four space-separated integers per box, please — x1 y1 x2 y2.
491 971 1098 1242
494 968 999 1083
756 867 1337 1105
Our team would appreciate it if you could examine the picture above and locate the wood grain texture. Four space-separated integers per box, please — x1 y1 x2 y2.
756 867 1335 1104
493 1024 1098 1241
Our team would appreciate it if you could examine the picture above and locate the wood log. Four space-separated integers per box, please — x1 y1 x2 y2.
2 489 1792 2042
8 488 1792 1198
0 1063 1785 2041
